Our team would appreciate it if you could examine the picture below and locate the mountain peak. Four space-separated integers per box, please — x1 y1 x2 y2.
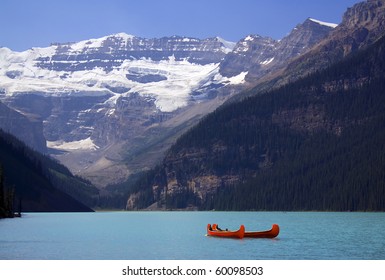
215 37 236 53
276 0 385 87
67 32 136 52
341 0 385 31
281 17 336 47
111 32 135 39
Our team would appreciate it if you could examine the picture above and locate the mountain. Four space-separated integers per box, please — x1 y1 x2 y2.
0 20 333 188
125 0 385 211
41 34 234 70
219 18 336 81
0 35 242 187
0 129 96 212
0 34 235 113
275 0 385 85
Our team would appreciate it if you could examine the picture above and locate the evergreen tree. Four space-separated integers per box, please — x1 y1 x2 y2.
0 164 14 218
0 165 5 217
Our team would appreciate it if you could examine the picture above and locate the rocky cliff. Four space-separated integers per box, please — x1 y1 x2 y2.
37 35 233 72
219 18 336 82
280 0 385 84
0 101 46 153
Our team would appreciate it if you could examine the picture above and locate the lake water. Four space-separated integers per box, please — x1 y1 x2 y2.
0 212 384 260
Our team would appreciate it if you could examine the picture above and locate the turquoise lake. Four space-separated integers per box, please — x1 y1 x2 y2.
0 212 384 260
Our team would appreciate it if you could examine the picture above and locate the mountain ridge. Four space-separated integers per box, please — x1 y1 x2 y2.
219 17 336 81
278 0 385 85
0 101 47 153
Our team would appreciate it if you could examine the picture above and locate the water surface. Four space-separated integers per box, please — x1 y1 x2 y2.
1 212 384 260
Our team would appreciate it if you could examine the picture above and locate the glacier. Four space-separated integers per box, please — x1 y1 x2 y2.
0 33 241 113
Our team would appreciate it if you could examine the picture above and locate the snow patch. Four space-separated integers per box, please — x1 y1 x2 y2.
228 71 248 84
309 18 338 28
66 33 135 54
47 137 99 151
216 37 236 53
244 35 255 41
260 57 274 65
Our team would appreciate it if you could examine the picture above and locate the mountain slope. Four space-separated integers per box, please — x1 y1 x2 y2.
0 101 46 153
125 24 385 211
219 18 336 81
0 129 96 212
273 0 385 86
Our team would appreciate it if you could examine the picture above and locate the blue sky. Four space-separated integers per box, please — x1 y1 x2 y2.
1 0 362 51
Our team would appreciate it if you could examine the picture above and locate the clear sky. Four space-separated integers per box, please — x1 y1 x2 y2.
1 0 363 51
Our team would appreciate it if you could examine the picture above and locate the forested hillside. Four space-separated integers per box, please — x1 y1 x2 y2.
0 165 14 218
126 34 385 211
0 129 97 212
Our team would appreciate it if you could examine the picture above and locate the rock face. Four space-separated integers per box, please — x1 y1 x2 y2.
282 0 385 83
0 101 46 153
219 18 336 81
342 0 385 43
37 35 232 72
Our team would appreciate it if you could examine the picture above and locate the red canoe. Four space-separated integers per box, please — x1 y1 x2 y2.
207 224 280 239
207 224 245 239
244 224 280 238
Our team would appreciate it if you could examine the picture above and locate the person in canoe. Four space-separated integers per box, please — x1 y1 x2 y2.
216 225 228 231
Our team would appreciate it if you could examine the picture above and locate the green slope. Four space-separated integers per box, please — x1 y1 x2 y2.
0 130 96 212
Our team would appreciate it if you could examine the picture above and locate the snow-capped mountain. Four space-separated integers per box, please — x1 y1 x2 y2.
0 18 336 187
0 34 239 112
0 34 244 186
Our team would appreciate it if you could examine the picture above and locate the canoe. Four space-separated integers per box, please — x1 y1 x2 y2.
207 224 245 239
244 224 280 238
